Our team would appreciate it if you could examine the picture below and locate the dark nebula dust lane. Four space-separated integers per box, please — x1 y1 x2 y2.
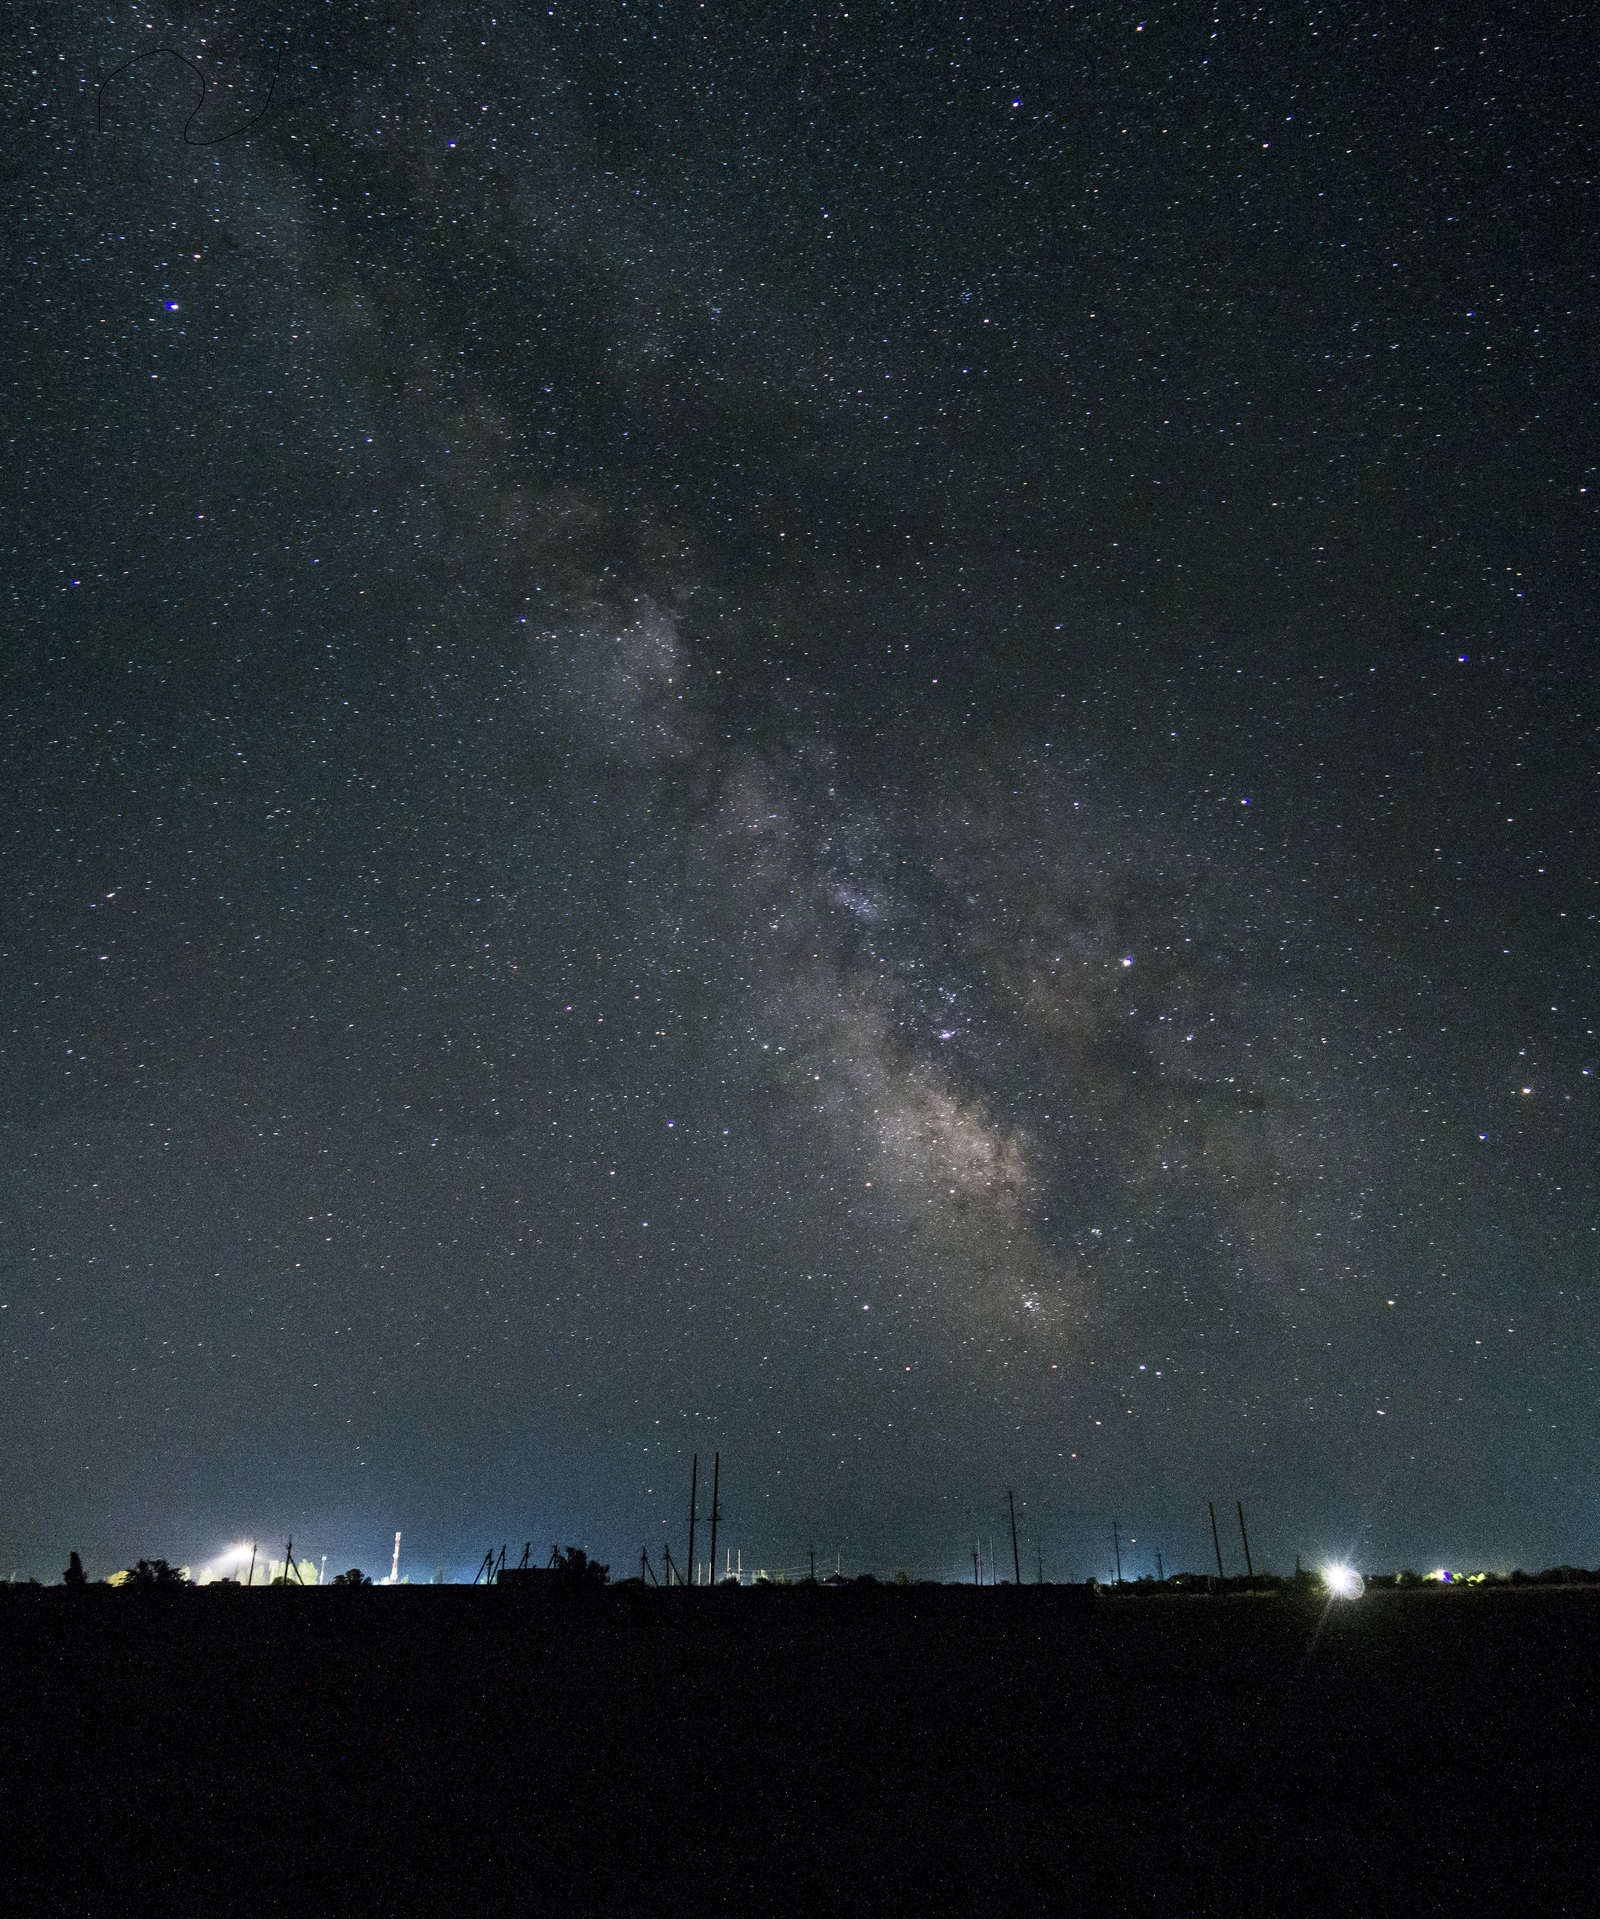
2 3 1595 1582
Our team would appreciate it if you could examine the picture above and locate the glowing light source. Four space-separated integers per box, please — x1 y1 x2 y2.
195 1542 257 1585
1323 1564 1364 1598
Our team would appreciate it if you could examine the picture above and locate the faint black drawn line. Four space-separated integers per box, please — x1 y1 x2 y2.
96 24 285 146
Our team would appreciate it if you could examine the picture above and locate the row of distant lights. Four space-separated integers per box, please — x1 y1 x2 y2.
1325 1566 1467 1597
192 1548 1462 1598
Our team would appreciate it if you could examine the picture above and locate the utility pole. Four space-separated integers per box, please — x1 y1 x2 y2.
1007 1490 1022 1586
1112 1521 1123 1587
808 1546 816 1583
973 1543 981 1587
1036 1539 1045 1585
708 1453 722 1586
246 1543 256 1588
1156 1549 1164 1584
686 1454 698 1590
1236 1502 1254 1578
1209 1502 1225 1582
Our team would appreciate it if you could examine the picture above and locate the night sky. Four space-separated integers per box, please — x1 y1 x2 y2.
4 3 1596 1584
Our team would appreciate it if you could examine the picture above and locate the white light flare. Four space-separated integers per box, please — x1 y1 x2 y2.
1323 1564 1364 1599
196 1542 256 1584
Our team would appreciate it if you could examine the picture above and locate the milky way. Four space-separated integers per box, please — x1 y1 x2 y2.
3 3 1595 1582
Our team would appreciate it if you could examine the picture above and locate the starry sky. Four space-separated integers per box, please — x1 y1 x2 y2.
3 2 1596 1583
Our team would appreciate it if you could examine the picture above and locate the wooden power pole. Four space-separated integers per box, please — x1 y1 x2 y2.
1209 1501 1226 1581
686 1454 699 1587
1236 1501 1254 1578
708 1453 722 1586
1007 1490 1021 1586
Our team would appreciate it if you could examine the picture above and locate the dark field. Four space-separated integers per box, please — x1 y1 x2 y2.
4 1583 1596 1915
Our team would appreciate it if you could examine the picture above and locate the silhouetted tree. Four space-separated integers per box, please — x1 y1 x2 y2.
330 1567 371 1586
551 1547 609 1587
64 1552 87 1588
119 1559 187 1587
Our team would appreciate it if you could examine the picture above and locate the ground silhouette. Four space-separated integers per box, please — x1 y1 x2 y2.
2 1580 1595 1913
